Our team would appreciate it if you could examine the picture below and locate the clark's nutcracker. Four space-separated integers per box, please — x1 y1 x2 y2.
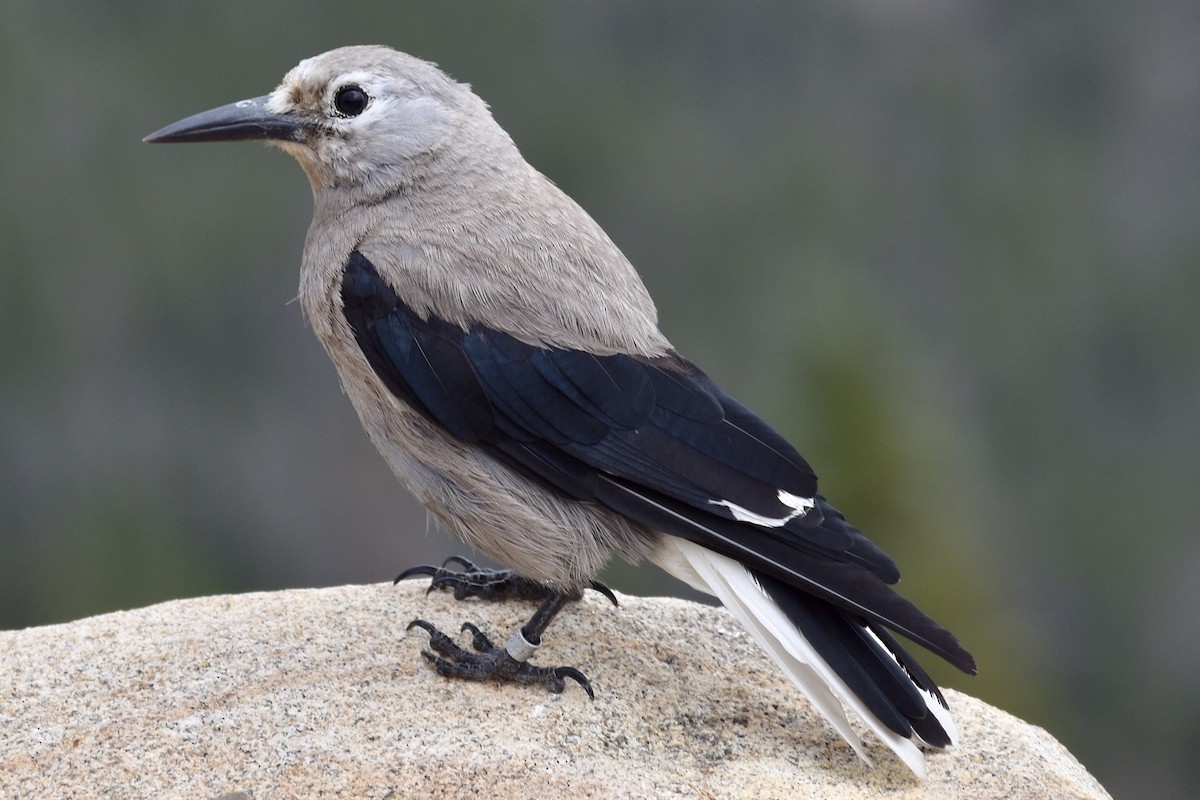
146 46 975 776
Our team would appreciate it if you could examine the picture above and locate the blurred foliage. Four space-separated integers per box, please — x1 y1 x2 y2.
2 2 1198 797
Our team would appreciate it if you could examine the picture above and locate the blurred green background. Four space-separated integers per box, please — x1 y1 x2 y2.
2 2 1196 796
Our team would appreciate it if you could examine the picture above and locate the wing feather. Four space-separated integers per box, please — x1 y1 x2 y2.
340 250 975 677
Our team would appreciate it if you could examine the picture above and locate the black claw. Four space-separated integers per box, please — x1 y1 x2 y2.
442 555 480 571
554 667 595 700
407 618 464 660
587 580 619 607
427 574 456 594
460 621 496 652
394 564 439 584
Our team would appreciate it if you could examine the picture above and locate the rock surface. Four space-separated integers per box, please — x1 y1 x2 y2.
0 582 1108 799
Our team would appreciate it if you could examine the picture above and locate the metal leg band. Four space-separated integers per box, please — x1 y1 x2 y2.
505 629 540 663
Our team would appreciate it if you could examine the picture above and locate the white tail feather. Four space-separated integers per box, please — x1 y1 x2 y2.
651 537 949 777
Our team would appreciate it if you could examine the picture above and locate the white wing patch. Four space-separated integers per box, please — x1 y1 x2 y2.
710 489 815 528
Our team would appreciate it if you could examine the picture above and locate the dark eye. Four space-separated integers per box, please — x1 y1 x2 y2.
333 85 369 117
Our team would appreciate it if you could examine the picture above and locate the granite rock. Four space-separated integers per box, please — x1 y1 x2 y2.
0 582 1109 799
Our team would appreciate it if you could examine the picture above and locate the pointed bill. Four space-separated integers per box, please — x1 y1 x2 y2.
144 95 307 144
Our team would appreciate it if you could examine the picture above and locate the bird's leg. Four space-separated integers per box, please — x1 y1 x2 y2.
396 555 617 605
406 591 597 698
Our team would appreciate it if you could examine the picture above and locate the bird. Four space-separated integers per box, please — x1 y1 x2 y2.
145 45 976 776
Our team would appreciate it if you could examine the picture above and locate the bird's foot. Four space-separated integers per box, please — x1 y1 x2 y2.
406 618 595 699
398 559 613 699
395 555 617 606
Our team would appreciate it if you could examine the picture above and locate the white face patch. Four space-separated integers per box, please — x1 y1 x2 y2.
258 47 471 195
710 489 815 528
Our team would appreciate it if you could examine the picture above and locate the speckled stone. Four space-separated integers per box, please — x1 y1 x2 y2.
0 582 1109 799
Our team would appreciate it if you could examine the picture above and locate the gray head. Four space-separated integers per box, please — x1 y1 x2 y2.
146 46 489 197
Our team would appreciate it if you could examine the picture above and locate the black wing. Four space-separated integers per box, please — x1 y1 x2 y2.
341 251 974 674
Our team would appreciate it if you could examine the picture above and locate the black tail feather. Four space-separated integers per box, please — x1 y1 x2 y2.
756 570 955 747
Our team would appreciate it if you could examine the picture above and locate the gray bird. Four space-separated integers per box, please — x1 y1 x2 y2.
146 45 975 776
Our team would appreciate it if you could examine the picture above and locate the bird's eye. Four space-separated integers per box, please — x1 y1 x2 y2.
333 85 369 117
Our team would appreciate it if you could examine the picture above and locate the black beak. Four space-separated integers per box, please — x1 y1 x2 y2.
144 95 307 144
